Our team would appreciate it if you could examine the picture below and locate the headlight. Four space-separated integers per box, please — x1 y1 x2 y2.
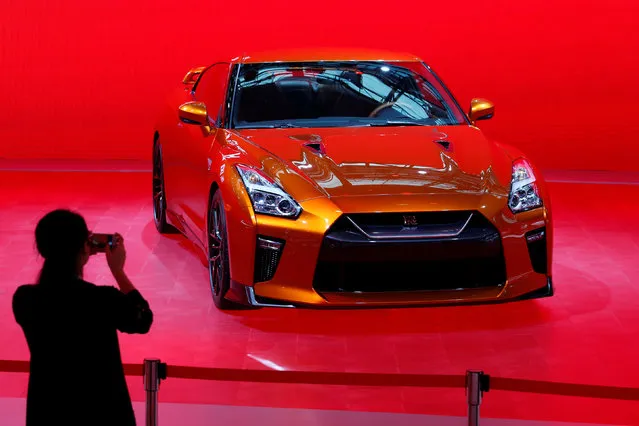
508 158 542 213
236 164 302 218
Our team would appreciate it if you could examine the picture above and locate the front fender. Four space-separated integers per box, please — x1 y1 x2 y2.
206 132 258 287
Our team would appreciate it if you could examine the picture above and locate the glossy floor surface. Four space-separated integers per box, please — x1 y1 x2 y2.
0 397 620 426
0 161 638 425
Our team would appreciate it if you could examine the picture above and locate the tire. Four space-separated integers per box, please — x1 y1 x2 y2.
152 141 171 234
208 190 234 309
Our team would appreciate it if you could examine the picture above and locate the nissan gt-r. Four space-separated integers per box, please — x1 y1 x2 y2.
152 48 553 309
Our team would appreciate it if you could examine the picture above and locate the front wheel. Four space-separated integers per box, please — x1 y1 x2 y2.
208 190 234 309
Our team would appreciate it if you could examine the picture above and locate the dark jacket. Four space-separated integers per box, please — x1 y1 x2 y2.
12 279 153 426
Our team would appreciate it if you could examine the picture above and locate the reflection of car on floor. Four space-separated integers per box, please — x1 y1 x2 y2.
152 48 553 309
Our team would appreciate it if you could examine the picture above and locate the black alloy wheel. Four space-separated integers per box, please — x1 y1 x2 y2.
152 142 170 233
208 190 233 309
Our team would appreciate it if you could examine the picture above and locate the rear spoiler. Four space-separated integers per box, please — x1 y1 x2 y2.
182 66 206 87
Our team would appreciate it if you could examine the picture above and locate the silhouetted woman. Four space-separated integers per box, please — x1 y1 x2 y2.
12 209 153 426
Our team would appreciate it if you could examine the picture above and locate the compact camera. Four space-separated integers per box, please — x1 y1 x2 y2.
89 233 116 253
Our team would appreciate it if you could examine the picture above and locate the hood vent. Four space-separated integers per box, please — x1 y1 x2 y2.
289 134 326 155
304 142 325 154
434 140 452 151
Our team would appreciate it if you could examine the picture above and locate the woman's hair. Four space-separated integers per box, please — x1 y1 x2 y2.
35 209 90 285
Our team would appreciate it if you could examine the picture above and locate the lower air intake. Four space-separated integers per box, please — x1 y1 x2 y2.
254 237 284 283
526 227 547 274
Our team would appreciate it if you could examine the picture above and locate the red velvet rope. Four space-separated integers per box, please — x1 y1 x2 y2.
490 377 639 401
2 359 639 400
166 365 465 388
0 360 29 374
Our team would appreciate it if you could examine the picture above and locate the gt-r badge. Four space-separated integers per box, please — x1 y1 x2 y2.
403 215 418 226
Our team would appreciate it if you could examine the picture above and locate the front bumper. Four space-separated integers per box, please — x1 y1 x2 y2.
235 276 554 308
225 196 553 308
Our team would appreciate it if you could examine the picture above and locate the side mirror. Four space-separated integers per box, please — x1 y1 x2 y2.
178 101 208 126
469 98 495 122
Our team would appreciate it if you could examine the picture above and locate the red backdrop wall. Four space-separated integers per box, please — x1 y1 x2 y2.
1 0 638 171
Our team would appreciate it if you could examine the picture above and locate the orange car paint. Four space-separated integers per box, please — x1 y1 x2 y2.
154 49 552 307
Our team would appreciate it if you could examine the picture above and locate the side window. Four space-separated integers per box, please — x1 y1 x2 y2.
194 63 231 127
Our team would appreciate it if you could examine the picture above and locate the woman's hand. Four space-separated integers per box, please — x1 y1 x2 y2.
106 233 126 275
106 234 136 294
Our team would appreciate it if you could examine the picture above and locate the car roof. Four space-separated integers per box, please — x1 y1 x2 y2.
232 48 422 64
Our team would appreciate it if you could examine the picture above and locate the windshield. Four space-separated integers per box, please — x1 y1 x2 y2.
230 61 467 129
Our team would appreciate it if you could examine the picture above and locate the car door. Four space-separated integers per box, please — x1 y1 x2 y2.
177 62 232 245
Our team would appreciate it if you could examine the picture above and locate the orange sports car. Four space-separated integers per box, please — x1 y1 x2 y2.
152 49 553 309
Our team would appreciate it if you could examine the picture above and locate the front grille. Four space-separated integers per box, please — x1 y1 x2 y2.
254 236 284 282
526 227 547 274
313 211 506 293
345 210 472 239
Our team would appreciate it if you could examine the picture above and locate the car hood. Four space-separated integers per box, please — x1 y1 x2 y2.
233 125 513 201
